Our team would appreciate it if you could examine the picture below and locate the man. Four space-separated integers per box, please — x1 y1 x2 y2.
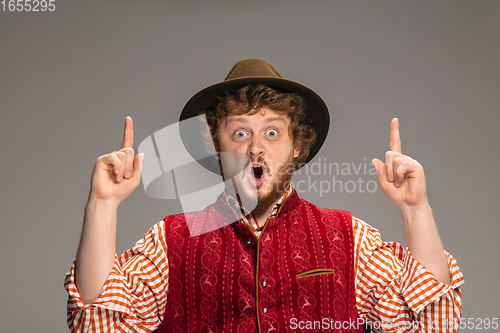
65 58 463 332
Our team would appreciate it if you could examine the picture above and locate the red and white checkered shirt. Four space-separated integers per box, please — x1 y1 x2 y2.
65 187 464 332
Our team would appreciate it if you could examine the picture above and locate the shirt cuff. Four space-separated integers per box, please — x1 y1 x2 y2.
64 254 130 314
400 246 464 313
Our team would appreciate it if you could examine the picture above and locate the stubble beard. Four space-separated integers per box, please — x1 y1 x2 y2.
220 152 296 214
252 153 295 214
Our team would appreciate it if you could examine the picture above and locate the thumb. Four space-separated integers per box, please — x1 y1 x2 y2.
372 158 387 187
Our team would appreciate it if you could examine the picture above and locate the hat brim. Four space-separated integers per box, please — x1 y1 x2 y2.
179 76 330 175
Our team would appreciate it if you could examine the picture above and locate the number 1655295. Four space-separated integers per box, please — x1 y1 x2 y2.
2 0 56 12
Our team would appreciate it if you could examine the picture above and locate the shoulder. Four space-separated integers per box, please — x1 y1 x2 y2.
352 216 383 256
351 216 382 241
351 216 378 232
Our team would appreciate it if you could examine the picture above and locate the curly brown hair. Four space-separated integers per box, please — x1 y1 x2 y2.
203 84 316 168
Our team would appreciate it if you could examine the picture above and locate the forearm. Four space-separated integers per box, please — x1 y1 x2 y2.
74 198 119 304
400 201 451 285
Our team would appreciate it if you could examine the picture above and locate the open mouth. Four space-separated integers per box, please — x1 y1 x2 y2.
248 163 266 187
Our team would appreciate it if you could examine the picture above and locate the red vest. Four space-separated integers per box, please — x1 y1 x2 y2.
157 191 362 333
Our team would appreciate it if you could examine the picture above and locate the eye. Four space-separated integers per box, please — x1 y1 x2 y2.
266 129 278 138
235 130 247 138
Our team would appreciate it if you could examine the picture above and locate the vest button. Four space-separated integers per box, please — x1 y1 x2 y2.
262 281 267 287
262 307 268 314
246 239 252 245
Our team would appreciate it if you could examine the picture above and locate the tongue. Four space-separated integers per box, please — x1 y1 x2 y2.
254 167 263 179
248 166 265 187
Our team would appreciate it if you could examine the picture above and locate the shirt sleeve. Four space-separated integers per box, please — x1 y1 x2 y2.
64 221 169 333
352 217 464 333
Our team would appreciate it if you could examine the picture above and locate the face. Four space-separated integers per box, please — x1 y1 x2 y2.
217 107 300 213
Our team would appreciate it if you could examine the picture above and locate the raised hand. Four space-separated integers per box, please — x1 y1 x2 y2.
75 117 144 304
372 118 428 209
89 116 144 205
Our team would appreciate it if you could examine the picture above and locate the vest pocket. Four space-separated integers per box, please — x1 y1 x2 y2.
296 268 335 279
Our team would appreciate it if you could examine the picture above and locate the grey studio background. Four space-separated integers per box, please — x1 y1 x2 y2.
1 0 499 331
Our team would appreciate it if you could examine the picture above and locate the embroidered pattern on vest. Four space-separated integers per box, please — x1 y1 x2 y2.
165 215 187 333
200 213 222 332
323 211 349 324
238 250 257 332
158 192 360 333
288 209 317 326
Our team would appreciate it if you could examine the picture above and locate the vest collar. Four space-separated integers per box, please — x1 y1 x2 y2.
214 188 302 231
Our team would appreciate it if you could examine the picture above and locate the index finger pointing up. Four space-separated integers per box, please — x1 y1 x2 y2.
390 118 401 153
121 116 134 149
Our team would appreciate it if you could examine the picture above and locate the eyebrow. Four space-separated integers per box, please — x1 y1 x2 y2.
226 116 288 126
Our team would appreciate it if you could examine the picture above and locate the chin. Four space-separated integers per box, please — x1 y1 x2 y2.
222 153 296 213
253 179 291 213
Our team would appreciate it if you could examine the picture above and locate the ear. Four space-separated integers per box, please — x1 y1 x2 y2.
293 146 301 159
214 152 220 160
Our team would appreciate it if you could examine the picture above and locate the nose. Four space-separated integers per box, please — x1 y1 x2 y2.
247 135 264 158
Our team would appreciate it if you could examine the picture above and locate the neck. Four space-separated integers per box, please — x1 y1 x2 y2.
251 201 278 228
251 184 292 227
223 185 292 228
